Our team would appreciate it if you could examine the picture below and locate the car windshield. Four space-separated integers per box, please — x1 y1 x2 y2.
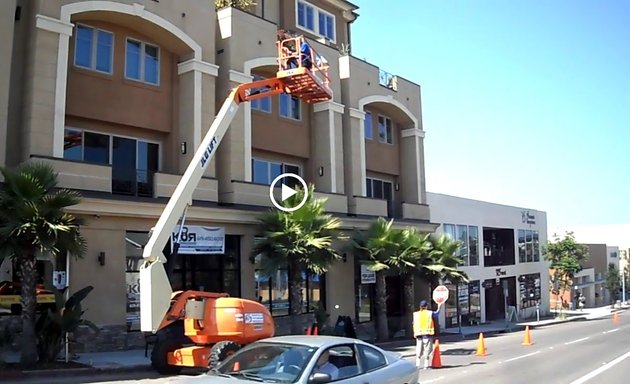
211 342 317 383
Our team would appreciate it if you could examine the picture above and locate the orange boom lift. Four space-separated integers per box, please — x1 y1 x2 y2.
139 34 331 374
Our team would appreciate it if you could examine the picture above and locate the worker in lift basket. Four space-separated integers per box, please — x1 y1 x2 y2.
413 300 442 370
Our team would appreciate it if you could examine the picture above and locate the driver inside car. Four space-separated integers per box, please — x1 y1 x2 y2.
277 349 304 374
313 349 339 380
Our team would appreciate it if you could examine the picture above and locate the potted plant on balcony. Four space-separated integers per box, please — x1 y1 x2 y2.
215 0 256 11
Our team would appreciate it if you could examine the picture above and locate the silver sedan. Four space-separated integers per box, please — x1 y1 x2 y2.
169 335 419 384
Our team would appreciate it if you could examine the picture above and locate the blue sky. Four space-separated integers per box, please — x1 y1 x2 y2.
350 1 630 231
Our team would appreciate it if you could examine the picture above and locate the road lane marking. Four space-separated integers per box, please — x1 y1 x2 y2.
603 328 619 334
568 350 630 384
565 337 589 345
422 377 444 383
502 351 540 363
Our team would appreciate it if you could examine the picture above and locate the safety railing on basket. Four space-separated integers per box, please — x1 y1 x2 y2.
276 32 330 88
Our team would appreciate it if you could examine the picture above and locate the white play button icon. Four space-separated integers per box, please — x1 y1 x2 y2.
269 173 308 212
281 184 297 201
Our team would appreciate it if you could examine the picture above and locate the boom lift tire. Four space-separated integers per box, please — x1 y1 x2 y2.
208 340 242 369
151 336 184 375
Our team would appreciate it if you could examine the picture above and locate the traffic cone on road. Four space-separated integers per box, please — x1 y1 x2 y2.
431 339 442 368
522 326 533 346
475 333 488 356
313 325 319 335
613 311 620 325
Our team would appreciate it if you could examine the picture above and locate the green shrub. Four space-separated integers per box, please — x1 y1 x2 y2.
35 286 99 363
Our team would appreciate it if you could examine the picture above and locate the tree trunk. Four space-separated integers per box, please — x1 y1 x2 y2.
402 273 415 339
289 263 304 335
20 253 39 367
374 271 388 342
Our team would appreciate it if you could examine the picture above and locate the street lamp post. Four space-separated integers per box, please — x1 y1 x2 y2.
620 255 627 305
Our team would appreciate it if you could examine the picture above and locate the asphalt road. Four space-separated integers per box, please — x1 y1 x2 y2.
413 310 630 384
4 311 629 384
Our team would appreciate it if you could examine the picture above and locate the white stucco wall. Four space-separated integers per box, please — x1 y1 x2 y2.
426 192 551 326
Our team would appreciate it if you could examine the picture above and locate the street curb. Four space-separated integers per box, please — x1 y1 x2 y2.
0 364 153 380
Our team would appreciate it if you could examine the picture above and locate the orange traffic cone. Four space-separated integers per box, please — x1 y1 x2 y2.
306 325 312 335
313 325 319 335
475 333 488 356
431 339 442 368
522 326 533 346
613 312 620 325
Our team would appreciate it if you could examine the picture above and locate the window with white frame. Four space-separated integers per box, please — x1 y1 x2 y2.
443 224 480 266
74 24 114 74
377 115 393 144
250 75 272 113
279 94 301 120
518 229 540 263
296 0 335 41
252 158 301 187
364 111 373 140
125 38 159 85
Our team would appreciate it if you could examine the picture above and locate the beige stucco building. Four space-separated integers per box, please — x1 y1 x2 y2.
0 0 436 351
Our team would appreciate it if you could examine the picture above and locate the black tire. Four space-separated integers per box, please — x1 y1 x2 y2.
208 341 241 369
151 336 184 375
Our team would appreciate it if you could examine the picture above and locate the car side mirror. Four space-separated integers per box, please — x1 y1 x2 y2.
309 372 332 383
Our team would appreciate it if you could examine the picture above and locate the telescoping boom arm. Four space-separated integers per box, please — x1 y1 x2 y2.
140 34 333 333
139 80 287 333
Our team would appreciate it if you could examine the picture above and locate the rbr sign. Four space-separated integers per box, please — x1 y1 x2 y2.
432 285 449 305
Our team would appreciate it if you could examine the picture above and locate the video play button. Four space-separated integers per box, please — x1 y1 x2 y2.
269 173 308 212
281 184 297 201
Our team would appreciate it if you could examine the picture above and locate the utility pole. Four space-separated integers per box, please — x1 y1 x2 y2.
620 250 627 305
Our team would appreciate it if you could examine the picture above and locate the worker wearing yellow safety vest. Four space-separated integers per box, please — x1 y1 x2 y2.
412 299 443 370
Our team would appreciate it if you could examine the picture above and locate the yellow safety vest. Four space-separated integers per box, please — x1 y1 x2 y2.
413 309 435 337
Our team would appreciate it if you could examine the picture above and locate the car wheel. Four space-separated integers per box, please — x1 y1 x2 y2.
151 336 184 375
208 340 241 369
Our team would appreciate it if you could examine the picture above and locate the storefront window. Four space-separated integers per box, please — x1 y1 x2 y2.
354 262 375 323
519 273 541 309
167 233 241 297
445 283 458 327
125 231 145 332
254 255 323 317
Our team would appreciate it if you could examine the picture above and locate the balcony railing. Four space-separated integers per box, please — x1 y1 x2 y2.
112 169 154 198
378 69 398 91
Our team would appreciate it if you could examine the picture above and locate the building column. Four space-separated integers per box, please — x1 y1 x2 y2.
312 101 345 193
0 0 17 168
177 59 219 176
26 15 73 160
216 69 253 203
400 128 427 204
345 108 367 197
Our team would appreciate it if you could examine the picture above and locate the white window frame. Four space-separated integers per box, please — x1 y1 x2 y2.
364 111 373 140
252 158 302 185
124 37 160 86
295 0 337 43
63 126 162 170
377 115 393 144
73 23 114 75
279 94 302 121
365 177 393 200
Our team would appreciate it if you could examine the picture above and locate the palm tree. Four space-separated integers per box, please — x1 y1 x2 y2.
349 217 401 342
425 234 469 292
386 228 435 338
252 185 342 335
0 162 86 366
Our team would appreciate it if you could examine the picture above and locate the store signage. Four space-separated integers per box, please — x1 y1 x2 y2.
172 225 225 254
360 264 376 284
521 210 536 225
495 268 507 276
